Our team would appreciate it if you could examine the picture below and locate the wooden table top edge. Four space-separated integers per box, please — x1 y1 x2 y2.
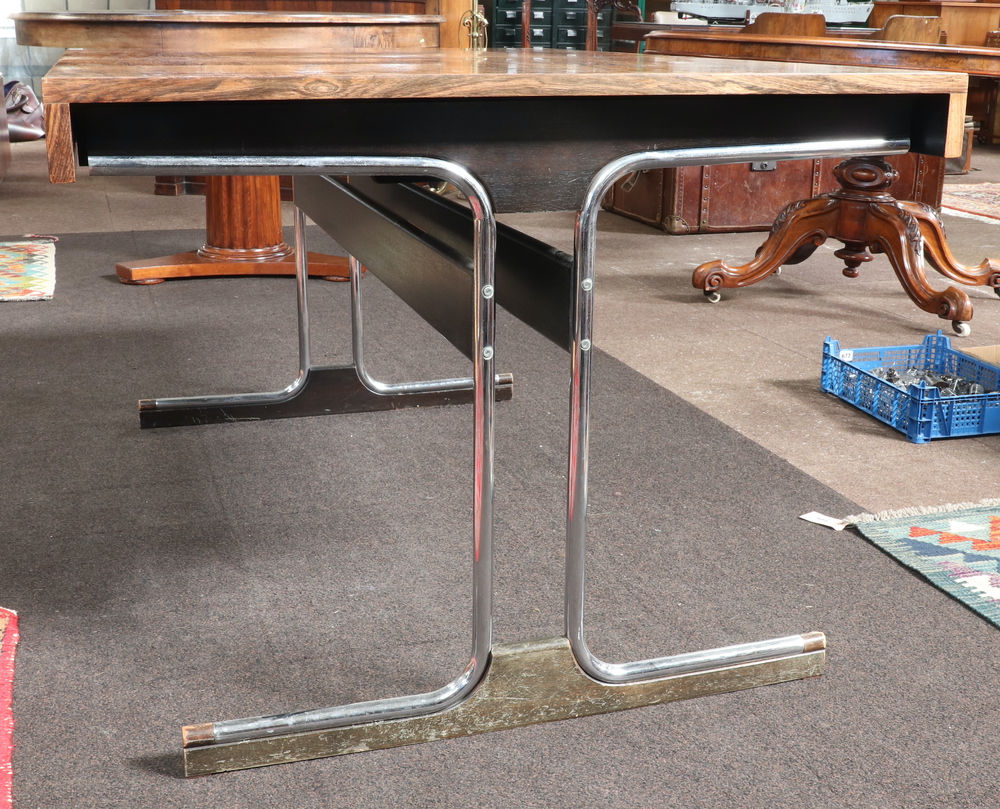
38 47 969 106
11 10 447 25
40 47 968 183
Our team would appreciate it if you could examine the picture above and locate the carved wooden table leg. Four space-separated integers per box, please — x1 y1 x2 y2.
692 157 999 335
115 175 350 285
898 199 1000 291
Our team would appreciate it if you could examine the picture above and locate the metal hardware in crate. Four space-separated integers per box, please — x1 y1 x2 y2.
821 331 1000 443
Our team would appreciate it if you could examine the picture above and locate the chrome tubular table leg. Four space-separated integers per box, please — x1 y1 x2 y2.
116 156 513 428
565 138 909 685
97 156 500 774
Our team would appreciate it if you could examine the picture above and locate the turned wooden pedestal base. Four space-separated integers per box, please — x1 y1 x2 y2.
692 157 1000 336
116 174 350 285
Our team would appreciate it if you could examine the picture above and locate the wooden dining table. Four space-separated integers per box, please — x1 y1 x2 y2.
39 45 966 776
14 10 443 284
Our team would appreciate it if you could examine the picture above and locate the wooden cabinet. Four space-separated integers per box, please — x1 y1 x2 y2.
869 1 1000 46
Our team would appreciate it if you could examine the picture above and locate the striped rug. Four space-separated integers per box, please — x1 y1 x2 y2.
0 610 17 809
0 238 56 301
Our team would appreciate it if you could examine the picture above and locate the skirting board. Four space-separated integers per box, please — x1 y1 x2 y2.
183 634 826 776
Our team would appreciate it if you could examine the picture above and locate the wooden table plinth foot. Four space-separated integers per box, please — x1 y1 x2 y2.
115 250 350 285
117 174 352 284
692 157 1000 332
182 634 826 777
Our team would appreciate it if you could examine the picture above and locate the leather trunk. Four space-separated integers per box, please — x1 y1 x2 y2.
602 153 944 234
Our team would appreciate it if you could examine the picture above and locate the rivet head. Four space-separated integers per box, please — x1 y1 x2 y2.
581 279 594 291
580 339 592 351
482 285 495 299
483 346 494 360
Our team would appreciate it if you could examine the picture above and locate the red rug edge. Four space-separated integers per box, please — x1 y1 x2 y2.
0 609 19 809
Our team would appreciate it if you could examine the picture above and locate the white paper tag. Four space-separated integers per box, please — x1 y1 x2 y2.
839 349 854 362
799 511 851 531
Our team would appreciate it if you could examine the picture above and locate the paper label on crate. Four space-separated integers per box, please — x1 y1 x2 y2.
838 350 854 362
799 511 851 531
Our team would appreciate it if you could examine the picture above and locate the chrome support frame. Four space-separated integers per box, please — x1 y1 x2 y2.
94 141 906 771
565 137 909 684
218 160 494 744
90 155 500 745
115 156 502 416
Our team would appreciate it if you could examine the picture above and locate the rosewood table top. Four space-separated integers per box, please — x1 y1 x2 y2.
41 46 966 102
41 47 967 210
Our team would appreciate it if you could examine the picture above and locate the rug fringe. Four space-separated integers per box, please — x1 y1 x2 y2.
846 498 1000 524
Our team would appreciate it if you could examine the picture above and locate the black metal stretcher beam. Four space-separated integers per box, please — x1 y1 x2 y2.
297 176 576 353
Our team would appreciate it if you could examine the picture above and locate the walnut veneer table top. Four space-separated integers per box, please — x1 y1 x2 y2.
41 46 967 103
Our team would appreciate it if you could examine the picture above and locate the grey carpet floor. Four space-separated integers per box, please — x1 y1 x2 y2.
2 229 998 808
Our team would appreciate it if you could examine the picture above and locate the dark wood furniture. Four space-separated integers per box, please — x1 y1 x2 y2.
40 45 964 775
155 0 426 11
645 28 999 334
14 10 443 284
13 9 441 49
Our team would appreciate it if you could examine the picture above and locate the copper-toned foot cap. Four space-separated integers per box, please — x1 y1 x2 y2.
182 723 216 748
801 631 827 653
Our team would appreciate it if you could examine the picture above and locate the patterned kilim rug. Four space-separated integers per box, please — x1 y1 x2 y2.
941 183 1000 222
850 500 1000 627
0 238 56 301
0 609 18 809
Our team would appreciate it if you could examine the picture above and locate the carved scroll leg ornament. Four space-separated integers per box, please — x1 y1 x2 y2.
863 200 973 327
901 200 1000 293
691 196 839 302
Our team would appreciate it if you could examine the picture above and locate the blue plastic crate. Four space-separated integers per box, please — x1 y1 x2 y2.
821 332 1000 443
